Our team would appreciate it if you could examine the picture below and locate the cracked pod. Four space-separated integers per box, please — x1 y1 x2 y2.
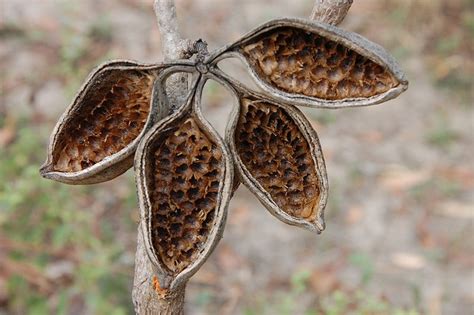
40 60 166 184
210 18 408 108
136 80 233 290
226 85 328 233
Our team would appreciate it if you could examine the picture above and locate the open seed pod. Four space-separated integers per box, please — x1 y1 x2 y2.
136 77 233 291
40 60 172 185
209 18 408 108
221 77 328 233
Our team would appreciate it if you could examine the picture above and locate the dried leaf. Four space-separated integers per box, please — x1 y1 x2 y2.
391 252 426 270
436 201 473 219
380 165 431 192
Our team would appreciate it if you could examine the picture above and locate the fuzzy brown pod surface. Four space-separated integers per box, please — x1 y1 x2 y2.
136 83 233 290
210 18 408 108
40 61 165 185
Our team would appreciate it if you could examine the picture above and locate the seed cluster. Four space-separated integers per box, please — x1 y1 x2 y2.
53 69 154 172
241 27 398 100
235 98 320 219
147 117 223 274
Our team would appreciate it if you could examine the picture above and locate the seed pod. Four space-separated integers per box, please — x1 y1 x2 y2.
136 78 233 290
209 18 408 108
40 60 167 185
224 80 328 233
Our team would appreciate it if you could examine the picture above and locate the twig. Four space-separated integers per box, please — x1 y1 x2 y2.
153 0 193 60
310 0 353 25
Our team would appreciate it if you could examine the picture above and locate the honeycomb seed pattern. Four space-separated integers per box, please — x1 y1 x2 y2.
147 117 223 274
241 27 399 100
52 69 155 172
235 98 320 219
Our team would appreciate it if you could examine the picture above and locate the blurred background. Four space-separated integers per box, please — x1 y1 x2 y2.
1 0 473 314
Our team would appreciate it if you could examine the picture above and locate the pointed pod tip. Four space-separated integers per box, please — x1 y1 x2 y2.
284 216 326 234
39 162 53 178
314 216 326 234
39 162 65 183
299 214 325 234
401 79 409 90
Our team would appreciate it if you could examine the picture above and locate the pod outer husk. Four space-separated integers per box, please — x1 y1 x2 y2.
40 60 186 185
208 18 408 109
221 76 328 233
135 77 233 291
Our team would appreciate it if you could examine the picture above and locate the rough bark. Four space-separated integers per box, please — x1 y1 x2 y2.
310 0 353 25
153 0 193 61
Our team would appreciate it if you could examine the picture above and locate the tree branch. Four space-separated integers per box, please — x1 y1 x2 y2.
153 0 193 60
132 223 163 314
132 225 187 314
310 0 353 25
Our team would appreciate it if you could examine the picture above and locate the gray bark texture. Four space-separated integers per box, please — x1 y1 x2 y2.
310 0 353 25
131 0 353 313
